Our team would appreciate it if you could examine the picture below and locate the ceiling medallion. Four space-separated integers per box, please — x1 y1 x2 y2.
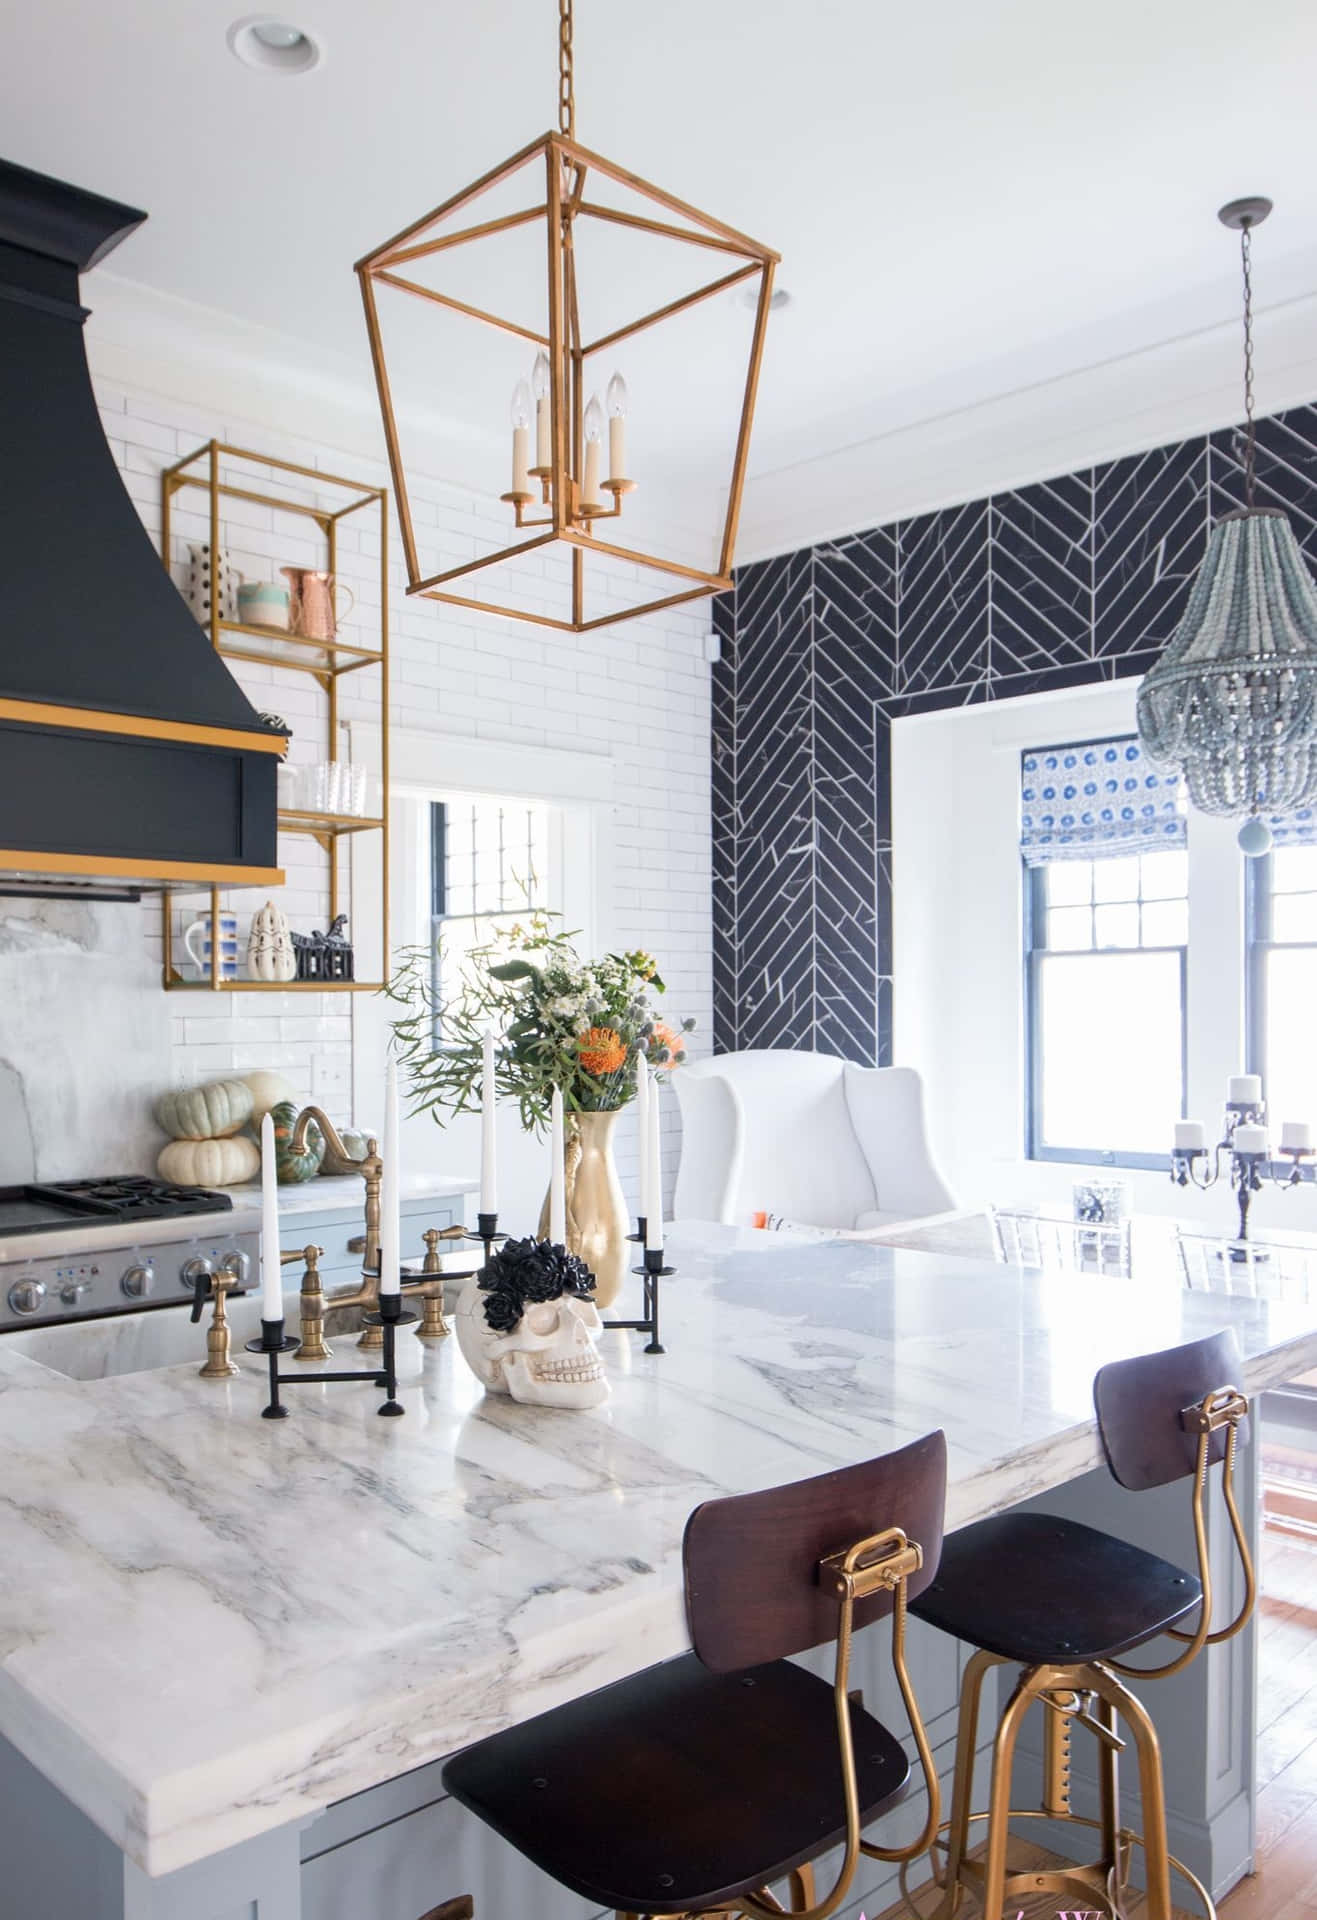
1137 197 1317 856
355 0 778 633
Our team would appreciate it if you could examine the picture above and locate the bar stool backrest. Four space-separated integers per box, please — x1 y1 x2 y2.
682 1430 946 1673
1093 1327 1248 1491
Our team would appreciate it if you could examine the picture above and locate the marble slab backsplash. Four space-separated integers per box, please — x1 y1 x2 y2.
0 900 171 1181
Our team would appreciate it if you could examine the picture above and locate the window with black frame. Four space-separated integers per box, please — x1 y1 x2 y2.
1247 841 1317 1131
430 796 549 1042
1022 738 1188 1166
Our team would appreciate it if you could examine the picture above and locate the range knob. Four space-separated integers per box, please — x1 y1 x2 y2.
218 1249 251 1286
7 1278 46 1317
179 1256 214 1294
120 1263 156 1299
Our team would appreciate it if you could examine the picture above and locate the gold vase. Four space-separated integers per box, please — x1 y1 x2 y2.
538 1109 630 1309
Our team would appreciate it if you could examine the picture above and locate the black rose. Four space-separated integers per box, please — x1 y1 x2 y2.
478 1235 596 1330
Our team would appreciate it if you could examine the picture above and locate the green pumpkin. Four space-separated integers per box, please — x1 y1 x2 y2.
155 1077 254 1141
269 1100 326 1184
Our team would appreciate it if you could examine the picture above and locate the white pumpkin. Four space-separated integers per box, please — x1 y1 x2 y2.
158 1135 260 1187
154 1078 254 1141
241 1069 299 1125
246 900 297 983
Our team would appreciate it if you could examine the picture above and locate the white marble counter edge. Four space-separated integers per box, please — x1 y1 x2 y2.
10 1325 1312 1881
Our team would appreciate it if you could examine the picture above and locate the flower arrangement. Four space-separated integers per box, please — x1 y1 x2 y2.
477 1236 595 1332
385 913 693 1131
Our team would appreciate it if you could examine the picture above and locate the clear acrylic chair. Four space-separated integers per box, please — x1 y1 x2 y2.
1176 1229 1317 1302
990 1206 1132 1278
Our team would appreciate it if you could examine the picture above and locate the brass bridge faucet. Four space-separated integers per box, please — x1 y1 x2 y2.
286 1106 467 1358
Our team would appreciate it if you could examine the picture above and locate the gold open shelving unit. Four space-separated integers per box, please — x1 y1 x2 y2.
159 441 390 993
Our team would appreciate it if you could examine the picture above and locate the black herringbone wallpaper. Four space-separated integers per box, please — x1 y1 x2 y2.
712 403 1317 1062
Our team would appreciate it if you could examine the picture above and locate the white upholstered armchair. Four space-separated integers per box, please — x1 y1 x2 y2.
673 1049 955 1230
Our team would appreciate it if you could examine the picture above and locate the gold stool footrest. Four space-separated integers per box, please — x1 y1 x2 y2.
901 1807 1218 1920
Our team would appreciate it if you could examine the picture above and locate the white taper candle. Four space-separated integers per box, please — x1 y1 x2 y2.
635 1046 650 1222
645 1067 664 1257
380 1055 400 1295
260 1111 282 1321
480 1029 498 1215
549 1087 566 1245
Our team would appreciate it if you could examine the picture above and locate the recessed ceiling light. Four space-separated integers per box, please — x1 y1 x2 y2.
737 284 792 314
227 15 324 73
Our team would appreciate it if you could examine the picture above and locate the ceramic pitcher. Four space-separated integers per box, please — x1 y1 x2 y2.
282 569 355 642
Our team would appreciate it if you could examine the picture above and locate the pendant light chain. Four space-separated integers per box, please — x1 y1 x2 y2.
558 0 575 140
1240 219 1257 509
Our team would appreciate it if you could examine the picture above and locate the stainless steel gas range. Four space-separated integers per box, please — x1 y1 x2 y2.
0 1177 257 1331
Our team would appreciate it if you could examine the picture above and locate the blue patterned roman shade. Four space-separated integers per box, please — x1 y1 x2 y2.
1020 737 1186 866
1268 805 1317 846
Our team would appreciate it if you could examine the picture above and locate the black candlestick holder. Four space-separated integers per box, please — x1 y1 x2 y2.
605 1242 672 1354
246 1294 417 1419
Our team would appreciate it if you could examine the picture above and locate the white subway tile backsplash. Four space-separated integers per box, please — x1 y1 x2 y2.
52 372 716 1195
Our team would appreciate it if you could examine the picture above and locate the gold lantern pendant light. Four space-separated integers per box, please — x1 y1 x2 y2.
355 0 780 634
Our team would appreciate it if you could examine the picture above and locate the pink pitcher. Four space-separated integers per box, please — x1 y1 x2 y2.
282 568 355 641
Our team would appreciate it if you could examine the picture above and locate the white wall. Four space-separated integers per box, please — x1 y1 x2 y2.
0 371 713 1231
891 677 1317 1237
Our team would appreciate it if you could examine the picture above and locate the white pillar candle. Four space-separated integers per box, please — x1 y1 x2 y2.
1228 1074 1263 1107
480 1029 498 1215
259 1111 282 1322
380 1055 400 1295
549 1088 566 1245
1233 1124 1269 1156
1281 1120 1313 1152
645 1071 664 1258
1174 1121 1207 1152
635 1047 650 1221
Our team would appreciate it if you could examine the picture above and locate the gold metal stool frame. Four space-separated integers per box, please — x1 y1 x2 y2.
618 1527 942 1920
905 1385 1253 1920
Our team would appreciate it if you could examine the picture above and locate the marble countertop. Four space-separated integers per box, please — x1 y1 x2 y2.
0 1222 1313 1879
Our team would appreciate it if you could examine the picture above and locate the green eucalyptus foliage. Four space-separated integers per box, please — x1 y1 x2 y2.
384 912 693 1133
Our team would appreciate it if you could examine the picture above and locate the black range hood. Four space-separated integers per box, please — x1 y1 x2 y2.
0 156 284 894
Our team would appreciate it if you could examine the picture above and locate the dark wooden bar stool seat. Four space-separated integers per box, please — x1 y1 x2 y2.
443 1651 910 1913
908 1329 1255 1920
915 1511 1202 1664
441 1429 948 1919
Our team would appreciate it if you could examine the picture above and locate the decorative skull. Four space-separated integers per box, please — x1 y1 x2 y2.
454 1236 609 1410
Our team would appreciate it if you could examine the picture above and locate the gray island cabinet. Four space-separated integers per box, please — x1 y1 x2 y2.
0 1225 1310 1920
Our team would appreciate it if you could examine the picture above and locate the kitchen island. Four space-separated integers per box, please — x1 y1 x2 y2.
0 1224 1312 1920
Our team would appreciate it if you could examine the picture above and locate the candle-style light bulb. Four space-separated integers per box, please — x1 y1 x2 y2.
531 352 551 471
509 379 532 497
605 371 628 485
581 394 604 511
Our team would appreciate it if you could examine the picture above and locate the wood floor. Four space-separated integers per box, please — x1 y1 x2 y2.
877 1523 1317 1919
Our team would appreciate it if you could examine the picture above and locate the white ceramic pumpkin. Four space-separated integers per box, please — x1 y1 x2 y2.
240 1069 299 1125
154 1078 254 1141
246 900 297 983
158 1135 260 1187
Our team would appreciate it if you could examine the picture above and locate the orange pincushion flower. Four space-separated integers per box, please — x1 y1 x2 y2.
648 1020 685 1065
577 1025 627 1075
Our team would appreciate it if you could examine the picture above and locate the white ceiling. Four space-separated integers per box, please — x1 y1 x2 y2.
6 0 1317 560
